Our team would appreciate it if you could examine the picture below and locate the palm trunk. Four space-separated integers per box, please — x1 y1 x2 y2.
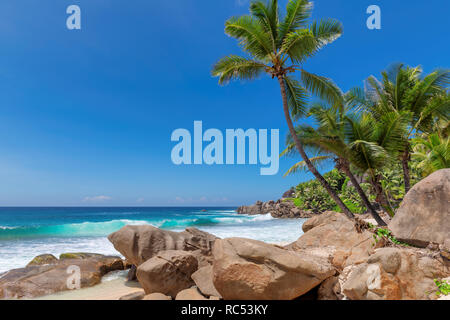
401 148 411 194
277 75 354 220
369 173 395 217
338 159 387 226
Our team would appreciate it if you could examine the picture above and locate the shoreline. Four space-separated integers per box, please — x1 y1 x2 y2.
0 208 306 273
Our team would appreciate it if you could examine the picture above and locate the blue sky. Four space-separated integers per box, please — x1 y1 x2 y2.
0 0 448 206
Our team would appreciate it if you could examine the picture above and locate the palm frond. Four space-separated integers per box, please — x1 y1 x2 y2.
225 15 273 60
211 55 267 85
277 0 312 46
283 155 331 177
309 18 343 47
284 75 309 118
373 111 410 156
250 0 279 52
300 69 344 108
345 87 374 112
280 29 317 63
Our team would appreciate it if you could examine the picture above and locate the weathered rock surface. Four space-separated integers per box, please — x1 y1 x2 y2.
26 254 58 267
143 292 172 300
317 276 342 300
0 254 125 299
212 238 335 300
127 265 137 281
59 252 107 260
191 265 222 298
108 226 218 267
287 211 375 270
136 250 198 297
389 169 450 247
237 199 313 219
441 239 450 261
175 287 208 300
341 247 450 300
119 291 145 300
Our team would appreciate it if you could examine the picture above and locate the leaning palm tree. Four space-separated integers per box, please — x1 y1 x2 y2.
347 64 450 193
212 0 354 219
282 102 388 225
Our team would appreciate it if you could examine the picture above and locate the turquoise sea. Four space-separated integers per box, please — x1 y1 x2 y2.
0 207 305 272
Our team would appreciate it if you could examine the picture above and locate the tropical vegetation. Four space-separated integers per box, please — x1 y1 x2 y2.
212 0 449 221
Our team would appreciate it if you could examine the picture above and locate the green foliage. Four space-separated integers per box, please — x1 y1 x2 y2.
293 169 366 213
372 228 403 245
412 133 450 177
367 225 409 247
434 279 450 297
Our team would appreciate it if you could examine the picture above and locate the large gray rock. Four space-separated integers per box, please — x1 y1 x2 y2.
136 250 198 297
341 247 450 300
389 169 450 247
108 226 218 267
212 238 335 300
0 254 125 299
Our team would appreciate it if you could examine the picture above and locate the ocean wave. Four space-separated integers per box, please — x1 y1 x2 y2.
0 219 150 240
0 214 256 240
0 226 18 230
249 213 274 221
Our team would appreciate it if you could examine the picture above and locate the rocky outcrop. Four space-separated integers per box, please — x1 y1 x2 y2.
108 226 218 267
341 247 450 300
212 238 335 300
282 188 296 198
191 265 222 298
0 253 125 299
136 250 198 297
389 169 450 247
287 211 375 270
237 199 312 219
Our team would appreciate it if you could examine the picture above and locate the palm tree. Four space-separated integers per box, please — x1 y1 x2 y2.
347 64 450 194
211 0 355 219
282 102 388 225
343 111 408 217
412 133 449 177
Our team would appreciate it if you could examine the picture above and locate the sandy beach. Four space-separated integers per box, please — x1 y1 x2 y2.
33 271 142 300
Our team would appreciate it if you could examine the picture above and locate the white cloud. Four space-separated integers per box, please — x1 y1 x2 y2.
83 195 112 203
236 0 249 6
136 197 144 203
175 196 185 203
